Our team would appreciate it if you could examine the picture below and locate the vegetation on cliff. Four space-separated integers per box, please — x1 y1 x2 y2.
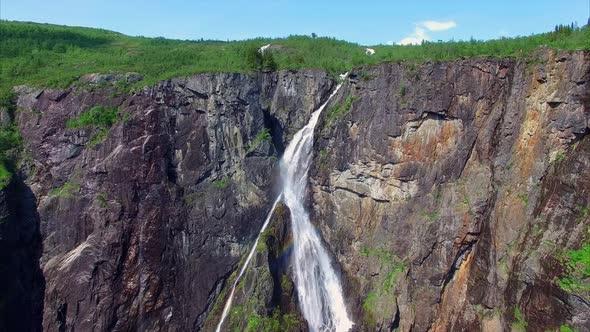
0 19 589 184
1 20 589 96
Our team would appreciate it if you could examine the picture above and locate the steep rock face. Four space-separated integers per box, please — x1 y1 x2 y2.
310 49 590 331
14 70 332 331
205 203 306 331
0 178 44 332
8 49 590 332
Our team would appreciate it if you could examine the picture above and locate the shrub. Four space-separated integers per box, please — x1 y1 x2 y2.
262 51 277 72
512 307 527 332
558 244 590 292
246 128 272 153
49 182 81 199
326 95 359 124
244 46 263 71
1 20 588 106
67 105 119 129
213 177 230 189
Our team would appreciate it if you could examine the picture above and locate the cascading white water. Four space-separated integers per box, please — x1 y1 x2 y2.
215 196 282 332
216 75 352 332
280 77 353 332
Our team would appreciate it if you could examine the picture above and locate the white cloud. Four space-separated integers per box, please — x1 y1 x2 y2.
396 20 457 45
421 20 457 31
386 40 394 46
398 27 429 45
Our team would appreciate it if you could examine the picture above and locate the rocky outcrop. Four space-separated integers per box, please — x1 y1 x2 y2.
310 49 590 331
5 48 590 331
203 203 306 331
12 70 332 331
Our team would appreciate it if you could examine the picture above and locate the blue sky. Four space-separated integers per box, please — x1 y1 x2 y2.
1 0 589 45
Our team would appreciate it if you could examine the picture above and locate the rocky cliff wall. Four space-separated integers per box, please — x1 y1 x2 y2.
8 70 332 331
310 49 590 331
3 48 589 331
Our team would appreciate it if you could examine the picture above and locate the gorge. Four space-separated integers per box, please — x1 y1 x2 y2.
1 47 590 332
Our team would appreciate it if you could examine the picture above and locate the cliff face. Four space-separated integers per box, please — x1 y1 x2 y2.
310 49 590 331
3 49 589 331
8 70 332 331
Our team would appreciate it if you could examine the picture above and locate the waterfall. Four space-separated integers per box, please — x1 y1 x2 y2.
214 196 282 332
216 75 353 332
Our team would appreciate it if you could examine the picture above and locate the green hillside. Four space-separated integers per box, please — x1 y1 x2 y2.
1 20 589 95
0 20 589 186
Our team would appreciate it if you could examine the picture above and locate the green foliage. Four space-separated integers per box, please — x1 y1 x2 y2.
67 105 120 129
420 209 439 222
363 291 378 328
0 162 11 189
326 95 359 124
246 128 272 153
243 310 299 332
517 193 529 207
576 205 590 222
88 128 110 147
96 192 107 207
558 244 590 292
360 247 407 292
244 46 263 71
419 188 443 221
559 325 577 332
512 307 528 332
213 177 230 189
1 20 589 102
49 182 81 199
184 191 204 206
0 90 22 187
66 105 122 147
262 51 278 72
318 149 330 170
555 151 565 162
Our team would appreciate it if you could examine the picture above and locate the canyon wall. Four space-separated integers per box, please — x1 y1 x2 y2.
2 48 589 331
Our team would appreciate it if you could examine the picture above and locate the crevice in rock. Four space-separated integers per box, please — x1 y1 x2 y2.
333 186 391 203
57 302 67 332
193 269 232 331
262 109 286 156
440 236 479 293
389 302 401 331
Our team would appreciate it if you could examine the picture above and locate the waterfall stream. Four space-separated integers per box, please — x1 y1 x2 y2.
216 76 353 332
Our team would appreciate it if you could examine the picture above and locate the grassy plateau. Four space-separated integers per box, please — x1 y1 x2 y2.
0 20 589 185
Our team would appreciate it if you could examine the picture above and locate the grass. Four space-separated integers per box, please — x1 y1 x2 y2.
96 192 107 207
213 177 231 189
363 291 378 328
326 95 359 124
245 128 272 154
576 205 590 222
0 162 11 189
243 311 299 332
558 244 590 292
512 307 528 332
0 20 589 186
360 247 407 284
517 193 529 207
420 209 440 222
49 182 81 199
66 105 122 147
555 151 565 163
2 20 588 101
66 105 119 128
